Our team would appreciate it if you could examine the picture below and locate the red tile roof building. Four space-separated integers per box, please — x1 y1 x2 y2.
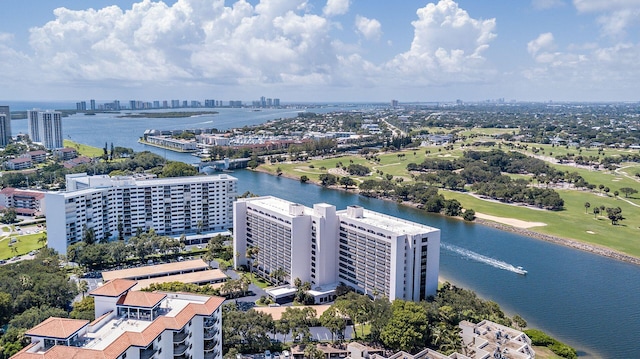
0 187 46 216
11 279 224 359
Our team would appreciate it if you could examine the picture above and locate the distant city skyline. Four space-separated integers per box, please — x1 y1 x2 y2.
0 0 639 102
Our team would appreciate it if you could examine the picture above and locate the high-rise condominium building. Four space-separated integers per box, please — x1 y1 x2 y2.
46 173 237 254
233 196 440 301
0 106 11 147
27 110 63 149
27 110 41 142
11 278 224 359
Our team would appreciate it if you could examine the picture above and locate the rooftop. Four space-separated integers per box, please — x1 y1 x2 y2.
101 259 210 281
131 269 228 291
15 287 225 359
338 207 439 236
89 278 137 297
116 291 167 308
26 317 89 340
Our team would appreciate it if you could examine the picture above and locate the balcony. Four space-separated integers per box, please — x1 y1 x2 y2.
204 339 219 352
204 328 219 340
174 343 188 356
204 350 220 359
203 317 219 328
174 330 189 343
140 347 158 359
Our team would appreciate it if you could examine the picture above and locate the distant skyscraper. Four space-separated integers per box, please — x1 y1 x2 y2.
76 101 87 111
260 96 266 107
90 99 96 111
391 99 399 107
153 100 160 109
27 110 41 142
113 100 121 110
205 99 215 107
39 111 63 149
274 98 280 107
182 100 188 108
0 106 11 147
171 99 180 108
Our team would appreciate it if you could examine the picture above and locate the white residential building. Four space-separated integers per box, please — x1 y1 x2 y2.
11 278 223 359
233 196 440 301
27 110 63 149
46 173 237 254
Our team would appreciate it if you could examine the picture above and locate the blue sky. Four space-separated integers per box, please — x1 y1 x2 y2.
0 0 638 103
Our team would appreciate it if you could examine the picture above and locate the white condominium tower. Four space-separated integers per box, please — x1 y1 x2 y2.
46 173 237 254
0 106 11 147
26 109 63 149
233 196 440 301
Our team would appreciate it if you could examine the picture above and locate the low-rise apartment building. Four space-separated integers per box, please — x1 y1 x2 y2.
46 173 237 254
233 196 440 301
11 278 224 359
0 187 46 216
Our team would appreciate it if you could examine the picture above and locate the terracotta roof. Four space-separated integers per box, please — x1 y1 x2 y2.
27 150 47 156
13 292 225 359
101 259 209 281
89 279 137 297
10 158 32 164
12 345 108 359
25 317 89 339
0 187 46 200
58 148 77 152
116 291 166 308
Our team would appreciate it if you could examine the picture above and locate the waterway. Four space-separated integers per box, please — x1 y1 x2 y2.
8 105 639 357
9 106 347 163
231 170 638 358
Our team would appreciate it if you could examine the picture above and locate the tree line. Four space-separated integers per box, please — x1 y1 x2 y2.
0 249 77 358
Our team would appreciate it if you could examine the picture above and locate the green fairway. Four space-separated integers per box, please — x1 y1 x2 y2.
63 139 103 157
445 189 640 257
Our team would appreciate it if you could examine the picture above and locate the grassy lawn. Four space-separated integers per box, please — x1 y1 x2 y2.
532 346 563 359
64 139 103 157
0 232 47 260
240 272 271 289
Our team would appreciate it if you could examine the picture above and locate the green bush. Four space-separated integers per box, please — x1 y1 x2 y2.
524 329 576 359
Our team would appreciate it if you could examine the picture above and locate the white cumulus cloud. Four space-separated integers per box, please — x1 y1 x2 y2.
323 0 350 17
385 0 497 85
355 15 382 41
573 0 640 37
528 32 555 57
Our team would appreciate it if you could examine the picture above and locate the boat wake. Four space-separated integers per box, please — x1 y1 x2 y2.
441 242 527 275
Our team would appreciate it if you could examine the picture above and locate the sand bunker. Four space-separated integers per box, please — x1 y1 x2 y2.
475 213 547 229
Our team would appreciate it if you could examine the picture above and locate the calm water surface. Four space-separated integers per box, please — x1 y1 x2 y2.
10 106 639 357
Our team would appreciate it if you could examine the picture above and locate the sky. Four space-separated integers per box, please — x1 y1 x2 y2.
0 0 639 103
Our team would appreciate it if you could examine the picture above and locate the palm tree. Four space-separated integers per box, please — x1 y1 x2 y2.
584 202 591 214
78 280 89 299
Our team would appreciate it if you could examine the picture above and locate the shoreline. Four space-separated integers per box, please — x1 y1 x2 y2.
253 166 640 266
